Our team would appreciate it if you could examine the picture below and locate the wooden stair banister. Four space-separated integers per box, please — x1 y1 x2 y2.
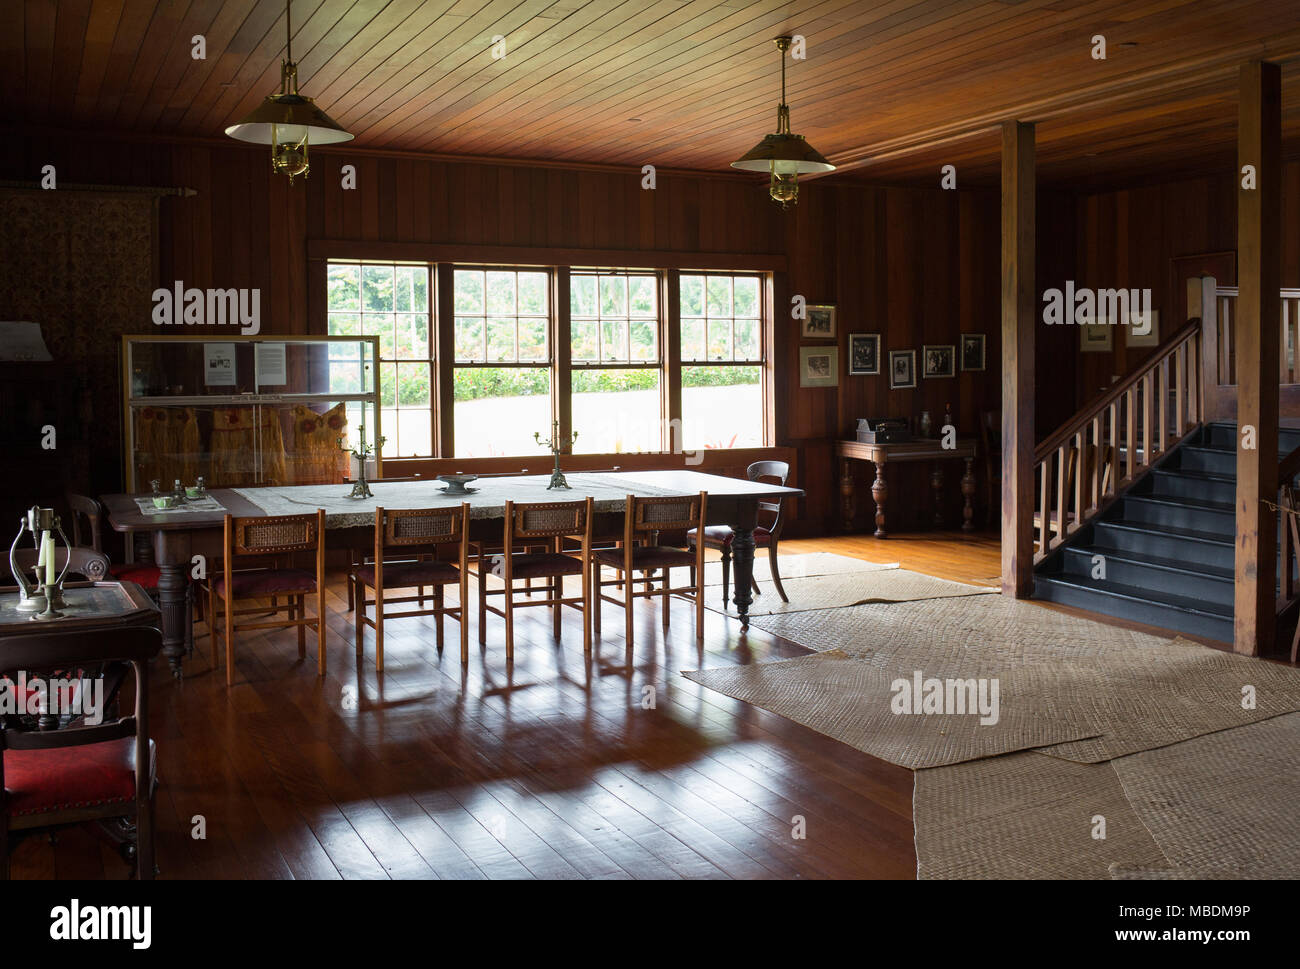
1031 319 1202 564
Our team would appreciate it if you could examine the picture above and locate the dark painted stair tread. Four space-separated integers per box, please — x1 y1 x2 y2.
1035 573 1233 620
1123 493 1233 514
1097 518 1233 547
1078 545 1234 581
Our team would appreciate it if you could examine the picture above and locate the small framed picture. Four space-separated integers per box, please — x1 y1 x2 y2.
889 349 916 389
960 333 985 371
1080 322 1113 352
802 304 837 340
847 332 881 375
800 346 839 387
1127 310 1159 347
923 344 955 378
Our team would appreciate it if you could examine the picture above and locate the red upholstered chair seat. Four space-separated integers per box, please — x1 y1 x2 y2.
490 553 585 580
214 568 317 599
3 737 155 818
354 560 460 588
687 525 772 547
109 564 160 589
593 546 698 570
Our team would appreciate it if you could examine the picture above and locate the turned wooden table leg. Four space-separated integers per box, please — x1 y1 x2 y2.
871 460 888 539
930 464 945 527
840 457 856 532
961 457 977 532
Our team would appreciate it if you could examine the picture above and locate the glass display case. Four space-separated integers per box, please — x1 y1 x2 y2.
121 335 382 491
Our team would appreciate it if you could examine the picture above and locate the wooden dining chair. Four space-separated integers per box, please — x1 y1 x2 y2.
1 624 161 880
206 510 327 686
687 460 790 605
479 497 594 660
352 504 471 669
593 492 708 651
65 492 162 591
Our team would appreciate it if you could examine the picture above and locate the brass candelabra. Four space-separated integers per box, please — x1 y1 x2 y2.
338 424 386 499
535 421 578 490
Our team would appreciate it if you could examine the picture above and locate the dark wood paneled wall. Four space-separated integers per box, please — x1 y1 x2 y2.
1 132 1010 536
1066 162 1300 417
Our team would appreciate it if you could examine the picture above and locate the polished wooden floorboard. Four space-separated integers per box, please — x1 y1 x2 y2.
11 533 1011 880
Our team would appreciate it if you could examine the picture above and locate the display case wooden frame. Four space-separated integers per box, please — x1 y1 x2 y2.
120 334 382 492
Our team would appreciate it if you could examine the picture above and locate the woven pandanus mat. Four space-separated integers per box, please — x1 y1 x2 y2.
700 552 898 587
681 649 1099 770
914 751 1170 880
729 596 1300 763
1104 713 1300 879
703 569 996 619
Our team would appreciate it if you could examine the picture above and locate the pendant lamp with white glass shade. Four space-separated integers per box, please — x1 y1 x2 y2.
730 36 835 207
224 0 353 183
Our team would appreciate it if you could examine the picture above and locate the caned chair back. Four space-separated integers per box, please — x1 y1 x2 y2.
747 460 790 536
382 505 467 547
229 512 323 557
625 493 706 536
508 499 591 540
10 546 111 584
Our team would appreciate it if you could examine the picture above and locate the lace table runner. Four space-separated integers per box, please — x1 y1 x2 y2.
235 473 688 528
134 495 227 516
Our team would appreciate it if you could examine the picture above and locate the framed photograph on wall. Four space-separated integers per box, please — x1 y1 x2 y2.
960 333 985 371
847 332 881 375
889 349 916 389
800 346 839 387
923 344 955 378
802 304 837 340
1080 322 1113 352
1127 310 1160 347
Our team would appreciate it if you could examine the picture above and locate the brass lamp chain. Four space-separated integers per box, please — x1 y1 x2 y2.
280 0 297 94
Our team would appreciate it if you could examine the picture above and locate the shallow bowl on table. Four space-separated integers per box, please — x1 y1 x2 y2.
437 474 479 496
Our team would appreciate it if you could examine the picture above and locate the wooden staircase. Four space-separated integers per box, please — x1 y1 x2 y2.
1034 422 1300 643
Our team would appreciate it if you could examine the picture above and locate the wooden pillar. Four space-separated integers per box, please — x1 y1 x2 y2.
434 263 456 457
1001 121 1035 597
1235 60 1282 657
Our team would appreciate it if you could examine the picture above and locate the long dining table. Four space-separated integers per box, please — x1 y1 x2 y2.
102 469 803 677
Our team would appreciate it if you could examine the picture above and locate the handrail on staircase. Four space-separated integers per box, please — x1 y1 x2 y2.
1031 319 1202 564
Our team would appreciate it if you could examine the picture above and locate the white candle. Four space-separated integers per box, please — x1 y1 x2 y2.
43 532 56 586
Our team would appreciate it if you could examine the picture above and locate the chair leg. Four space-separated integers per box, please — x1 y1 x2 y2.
592 561 603 634
317 584 327 676
459 576 469 665
435 586 445 651
768 543 788 603
504 579 515 663
136 801 155 880
662 567 671 628
720 546 731 607
295 595 306 658
552 578 562 640
624 569 635 653
374 588 384 673
695 571 706 642
477 557 488 645
354 578 364 653
224 591 235 688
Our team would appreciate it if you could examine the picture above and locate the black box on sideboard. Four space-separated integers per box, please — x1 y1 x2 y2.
855 418 912 444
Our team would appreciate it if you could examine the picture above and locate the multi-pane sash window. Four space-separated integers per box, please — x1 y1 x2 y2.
452 268 552 458
571 271 661 454
326 262 432 457
680 273 764 450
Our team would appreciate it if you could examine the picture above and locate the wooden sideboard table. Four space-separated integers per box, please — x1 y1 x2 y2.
836 438 978 538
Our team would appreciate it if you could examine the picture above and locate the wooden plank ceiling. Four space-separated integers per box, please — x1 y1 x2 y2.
4 0 1300 187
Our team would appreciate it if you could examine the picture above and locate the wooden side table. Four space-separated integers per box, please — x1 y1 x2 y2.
835 438 978 538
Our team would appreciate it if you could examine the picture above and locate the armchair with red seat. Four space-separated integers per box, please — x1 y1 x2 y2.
1 624 161 879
